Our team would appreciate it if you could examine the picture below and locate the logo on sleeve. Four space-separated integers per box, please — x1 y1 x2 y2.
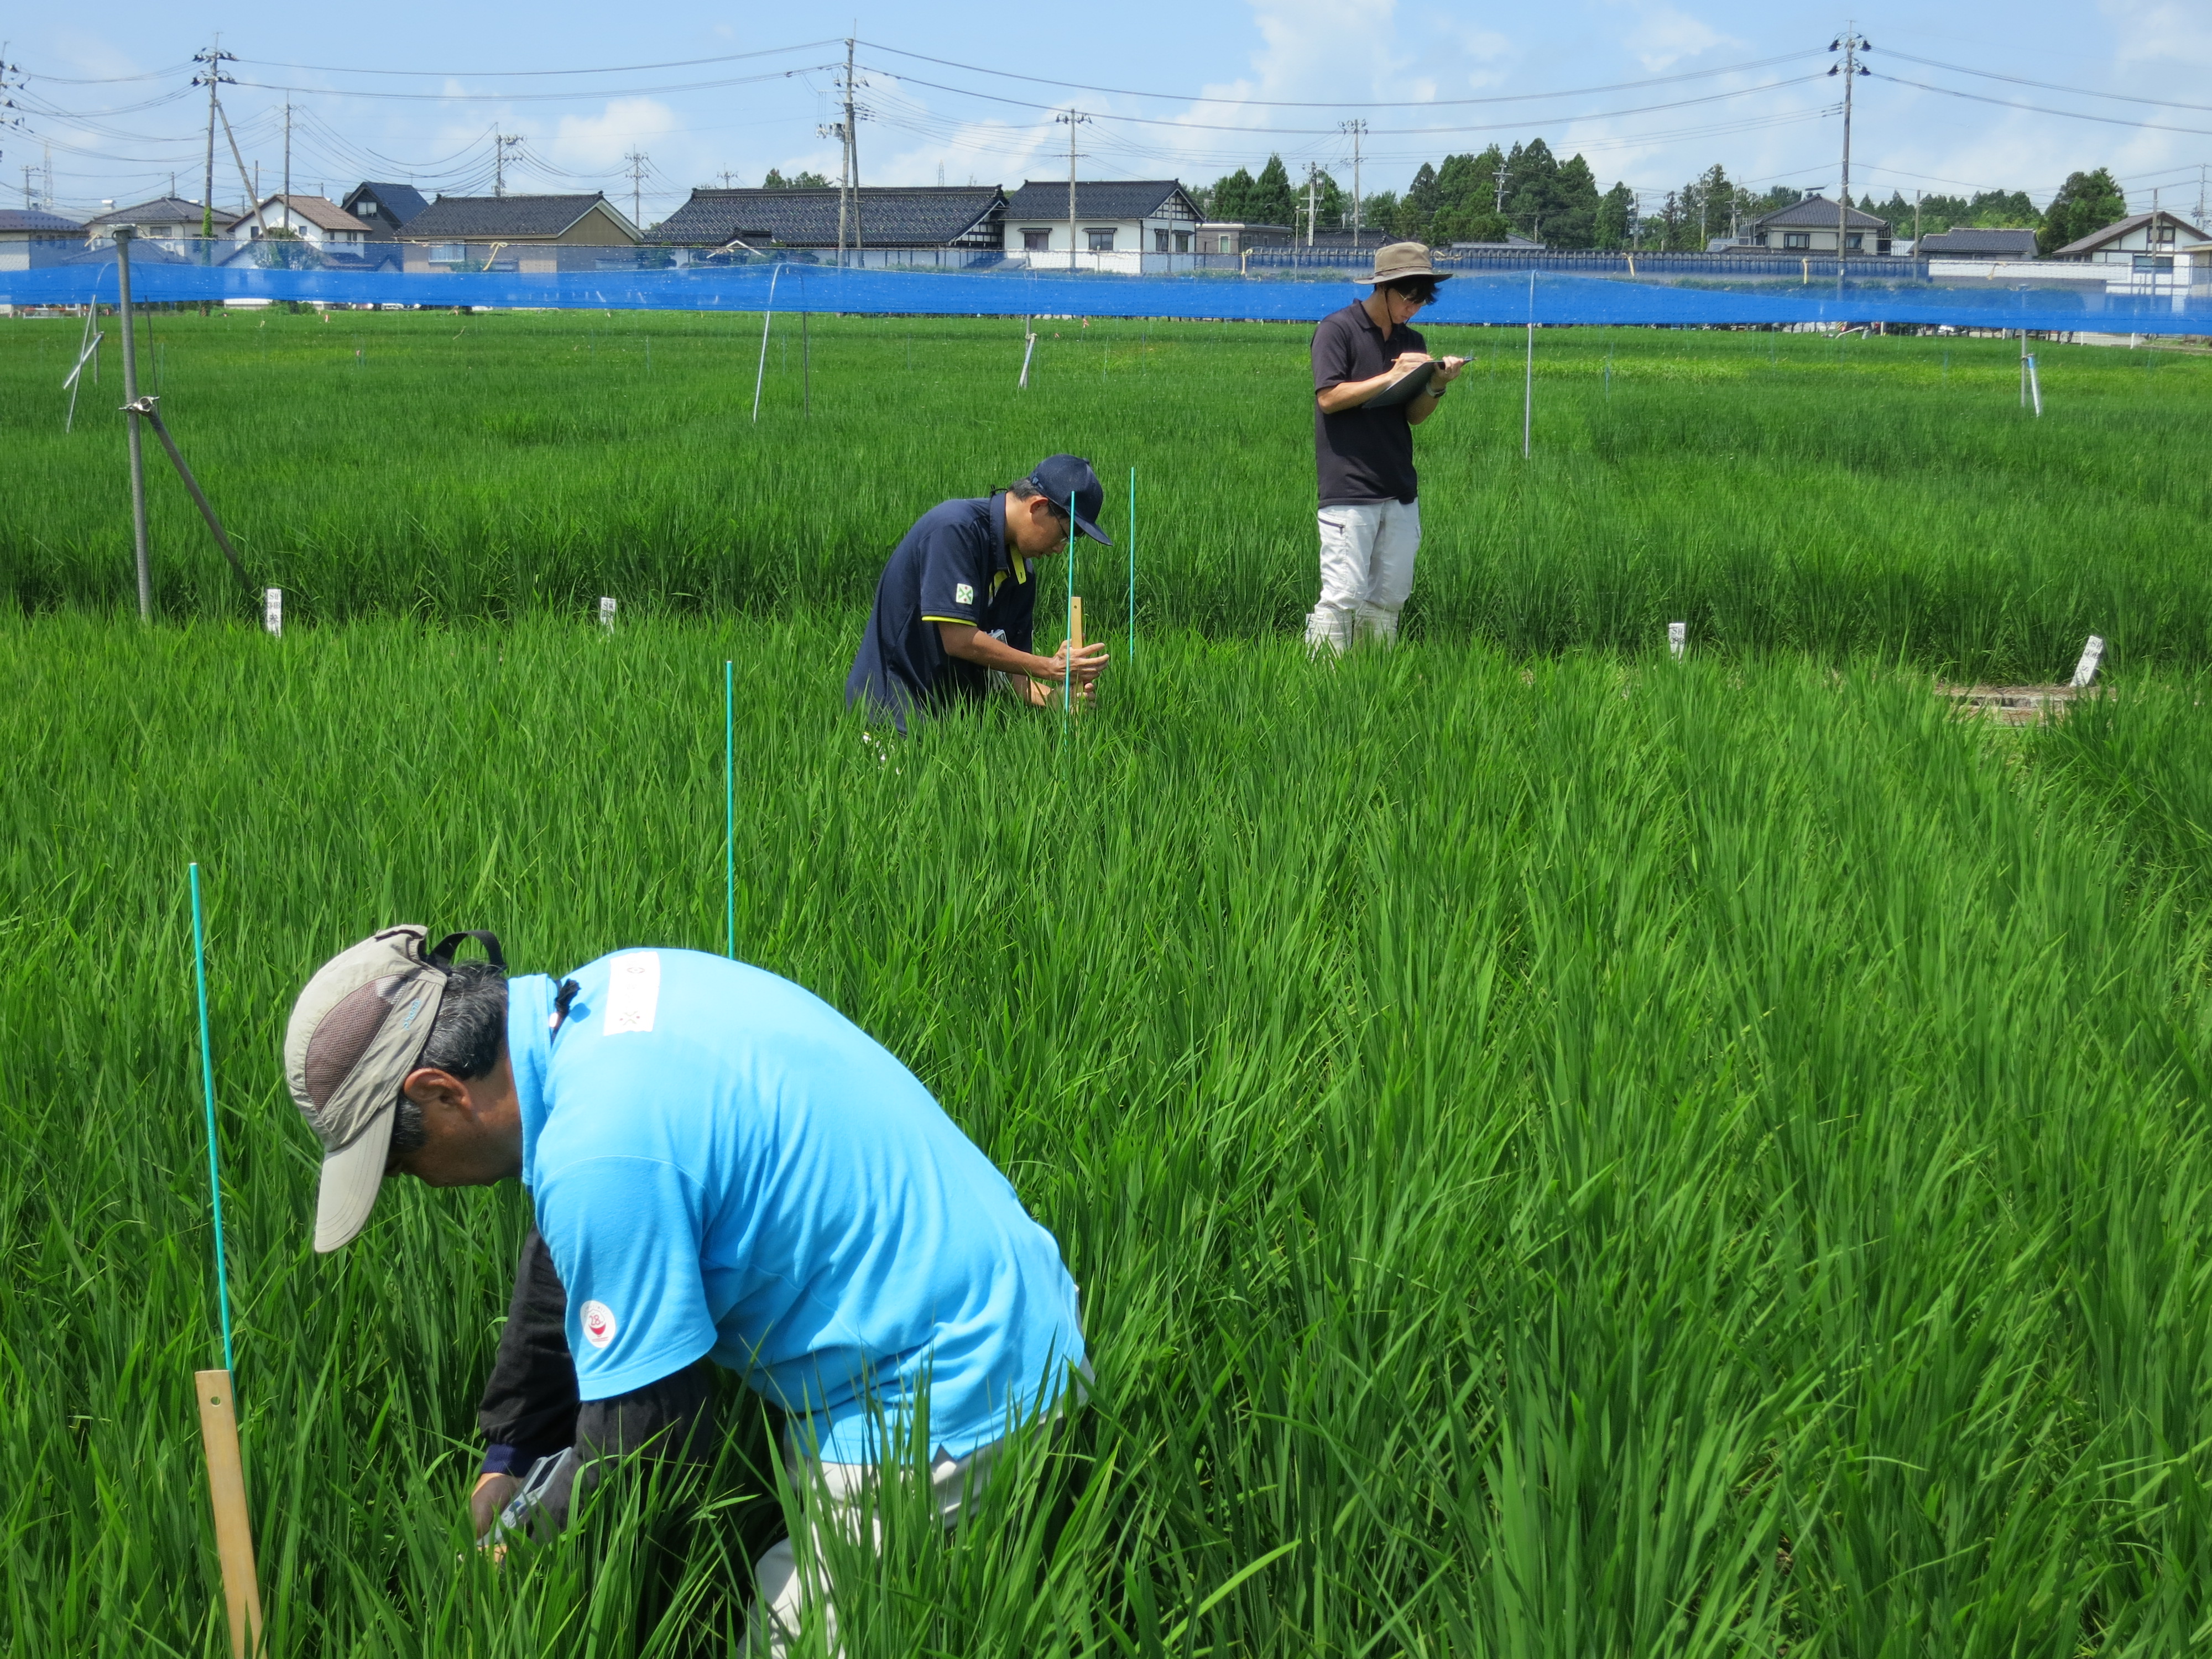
580 1300 618 1349
954 582 975 606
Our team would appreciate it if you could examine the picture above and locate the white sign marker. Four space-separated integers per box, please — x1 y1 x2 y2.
2071 635 2105 690
1668 622 1687 661
263 588 282 639
599 596 617 629
602 951 661 1035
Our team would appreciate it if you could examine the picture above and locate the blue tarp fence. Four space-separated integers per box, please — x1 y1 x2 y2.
8 249 2208 336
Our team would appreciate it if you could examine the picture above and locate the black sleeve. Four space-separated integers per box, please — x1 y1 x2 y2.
478 1226 580 1470
521 1364 718 1534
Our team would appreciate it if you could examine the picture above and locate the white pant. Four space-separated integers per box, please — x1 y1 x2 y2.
749 1429 1010 1655
1306 497 1421 653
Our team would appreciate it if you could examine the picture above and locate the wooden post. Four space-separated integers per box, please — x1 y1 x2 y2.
195 1369 265 1657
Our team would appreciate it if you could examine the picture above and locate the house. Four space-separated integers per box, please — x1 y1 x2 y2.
648 185 1004 267
1001 180 1203 273
1194 221 1292 255
397 193 641 273
2048 209 2212 267
0 207 85 270
223 195 374 248
1451 231 1546 254
82 196 217 244
1738 196 1892 255
342 182 431 239
1916 227 2038 260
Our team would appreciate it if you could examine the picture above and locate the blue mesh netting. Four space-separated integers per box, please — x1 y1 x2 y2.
8 247 2206 335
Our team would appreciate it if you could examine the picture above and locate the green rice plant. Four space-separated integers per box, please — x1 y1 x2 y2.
3 312 2208 680
4 609 2212 1652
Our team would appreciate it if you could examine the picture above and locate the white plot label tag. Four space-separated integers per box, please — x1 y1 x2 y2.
1668 622 1686 660
264 588 283 638
2072 635 2105 690
599 596 618 629
602 951 661 1035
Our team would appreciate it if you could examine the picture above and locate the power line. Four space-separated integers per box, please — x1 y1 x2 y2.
232 38 842 80
1875 72 2212 137
855 39 1824 109
1878 48 2212 114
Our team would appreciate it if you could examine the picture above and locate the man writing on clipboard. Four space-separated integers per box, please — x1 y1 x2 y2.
1305 242 1465 654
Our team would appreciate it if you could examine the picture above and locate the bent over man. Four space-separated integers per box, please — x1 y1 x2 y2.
846 453 1112 732
1306 242 1465 653
285 926 1087 1650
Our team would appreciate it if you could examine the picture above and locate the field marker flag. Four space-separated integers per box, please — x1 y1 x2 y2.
599 596 617 629
1669 622 1687 660
2072 635 2104 689
263 588 281 639
188 864 265 1658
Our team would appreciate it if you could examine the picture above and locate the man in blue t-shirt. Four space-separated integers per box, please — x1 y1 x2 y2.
846 453 1113 732
283 926 1087 1644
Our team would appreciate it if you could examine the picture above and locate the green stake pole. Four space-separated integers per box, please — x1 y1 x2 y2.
724 661 735 959
1128 467 1136 664
188 863 236 1376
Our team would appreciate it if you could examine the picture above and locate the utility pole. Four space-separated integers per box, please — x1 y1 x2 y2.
843 38 863 267
282 101 290 226
493 133 521 197
717 170 739 188
1304 163 1319 247
1056 109 1089 272
1829 27 1870 263
1913 187 1921 246
1340 119 1366 248
624 150 649 229
193 41 235 242
816 43 868 268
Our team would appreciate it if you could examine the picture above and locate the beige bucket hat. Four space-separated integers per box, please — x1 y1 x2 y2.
1368 242 1451 286
283 926 503 1251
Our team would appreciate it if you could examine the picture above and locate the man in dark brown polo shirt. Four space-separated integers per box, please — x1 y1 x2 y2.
1306 242 1464 653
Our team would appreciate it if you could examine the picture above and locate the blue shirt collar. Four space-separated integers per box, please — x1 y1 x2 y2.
507 973 557 1188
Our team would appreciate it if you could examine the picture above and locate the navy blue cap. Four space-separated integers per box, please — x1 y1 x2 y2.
1026 454 1112 547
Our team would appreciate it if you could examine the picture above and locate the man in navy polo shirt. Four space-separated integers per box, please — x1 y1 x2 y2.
846 453 1113 732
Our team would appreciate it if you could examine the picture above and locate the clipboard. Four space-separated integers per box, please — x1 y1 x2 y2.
1361 360 1442 409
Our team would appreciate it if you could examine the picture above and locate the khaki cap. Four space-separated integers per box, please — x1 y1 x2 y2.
1368 241 1450 285
283 926 502 1251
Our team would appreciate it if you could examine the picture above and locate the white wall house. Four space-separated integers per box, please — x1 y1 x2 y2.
1003 180 1203 273
2050 210 2212 299
83 196 216 248
225 195 375 248
1737 195 1893 255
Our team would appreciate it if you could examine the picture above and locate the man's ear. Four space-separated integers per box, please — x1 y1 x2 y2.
401 1066 473 1119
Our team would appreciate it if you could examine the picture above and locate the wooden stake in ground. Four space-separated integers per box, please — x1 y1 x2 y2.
195 1368 264 1657
1066 596 1086 711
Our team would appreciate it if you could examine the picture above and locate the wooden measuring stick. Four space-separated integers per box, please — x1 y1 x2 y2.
195 1369 265 1658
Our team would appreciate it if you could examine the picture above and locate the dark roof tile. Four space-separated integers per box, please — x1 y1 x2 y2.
1003 180 1198 222
648 185 1004 247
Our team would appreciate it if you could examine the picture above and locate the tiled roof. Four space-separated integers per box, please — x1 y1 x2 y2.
1751 195 1890 231
2049 209 2212 258
648 186 1004 247
345 181 431 228
402 194 637 241
1003 180 1198 222
0 208 83 233
1917 228 2039 256
85 196 212 227
226 195 374 234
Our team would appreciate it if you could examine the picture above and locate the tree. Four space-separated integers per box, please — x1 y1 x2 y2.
1359 190 1400 238
763 169 830 188
1501 139 1561 239
1547 154 1601 248
2040 168 2126 254
1679 164 1733 249
1208 167 1257 222
1248 154 1297 227
1430 147 1506 243
1594 181 1636 250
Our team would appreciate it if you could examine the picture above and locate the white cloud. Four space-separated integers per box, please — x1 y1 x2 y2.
1618 5 1731 72
551 98 682 173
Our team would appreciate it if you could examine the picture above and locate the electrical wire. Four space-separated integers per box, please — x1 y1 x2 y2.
1875 72 2212 138
227 65 837 103
1877 48 2212 114
854 39 1825 109
233 39 842 80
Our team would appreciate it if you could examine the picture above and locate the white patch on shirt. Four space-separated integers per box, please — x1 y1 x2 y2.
580 1300 618 1349
602 951 661 1035
954 582 975 606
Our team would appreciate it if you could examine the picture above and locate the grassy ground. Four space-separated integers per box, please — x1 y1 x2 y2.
6 610 2212 1654
4 309 2210 679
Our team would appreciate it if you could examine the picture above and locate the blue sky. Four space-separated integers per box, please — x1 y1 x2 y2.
9 0 2209 226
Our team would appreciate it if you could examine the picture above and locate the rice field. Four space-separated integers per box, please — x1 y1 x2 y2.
4 308 2210 679
5 309 2212 1654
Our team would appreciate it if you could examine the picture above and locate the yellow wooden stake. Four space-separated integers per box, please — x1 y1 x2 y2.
195 1368 265 1658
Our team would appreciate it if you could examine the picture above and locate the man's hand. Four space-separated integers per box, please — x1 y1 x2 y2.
1431 355 1468 384
472 1471 519 1542
1043 639 1110 689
